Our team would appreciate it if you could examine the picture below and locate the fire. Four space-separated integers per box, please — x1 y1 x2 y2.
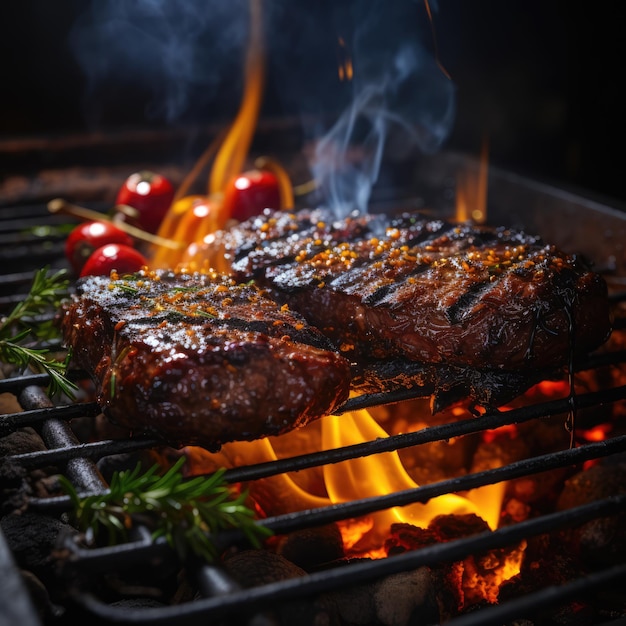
150 0 266 270
336 37 354 82
322 410 483 544
185 404 509 556
455 138 489 224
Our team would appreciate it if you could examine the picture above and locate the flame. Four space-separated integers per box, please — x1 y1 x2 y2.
185 405 508 554
151 0 266 269
337 37 354 82
322 410 484 548
456 138 489 224
208 0 265 197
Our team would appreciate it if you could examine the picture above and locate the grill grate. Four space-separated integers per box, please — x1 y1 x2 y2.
2 180 626 625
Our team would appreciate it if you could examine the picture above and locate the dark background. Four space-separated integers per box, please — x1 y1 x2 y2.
1 1 624 205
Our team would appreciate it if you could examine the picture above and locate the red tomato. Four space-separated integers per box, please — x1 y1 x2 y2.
222 169 281 222
115 170 175 234
65 221 134 275
79 243 148 277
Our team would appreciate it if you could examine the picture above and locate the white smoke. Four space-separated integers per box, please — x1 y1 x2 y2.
308 1 455 217
68 1 455 215
69 0 250 125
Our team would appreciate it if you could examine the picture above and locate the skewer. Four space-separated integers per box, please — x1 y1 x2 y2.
47 198 183 250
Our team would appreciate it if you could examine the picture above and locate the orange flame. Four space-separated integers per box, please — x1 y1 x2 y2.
151 0 266 269
322 410 482 545
208 0 265 197
337 37 354 82
185 405 508 554
456 138 489 224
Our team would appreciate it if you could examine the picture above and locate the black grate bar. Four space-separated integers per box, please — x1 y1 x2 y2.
55 436 626 573
222 384 626 485
0 243 65 261
0 216 69 232
59 532 178 573
42 419 108 493
257 434 626 537
17 384 626 512
0 368 89 395
580 349 626 369
18 384 107 493
338 363 626 414
9 366 626 473
66 495 626 625
0 270 43 286
0 401 101 436
18 382 626 512
14 435 162 475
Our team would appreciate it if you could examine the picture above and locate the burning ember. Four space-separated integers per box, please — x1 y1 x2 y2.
183 402 507 549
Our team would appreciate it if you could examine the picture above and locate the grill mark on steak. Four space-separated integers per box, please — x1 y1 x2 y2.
60 269 352 449
206 208 612 375
444 278 493 325
109 308 336 353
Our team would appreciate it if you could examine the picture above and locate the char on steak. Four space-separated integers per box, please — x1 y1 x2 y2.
190 207 612 409
61 268 352 449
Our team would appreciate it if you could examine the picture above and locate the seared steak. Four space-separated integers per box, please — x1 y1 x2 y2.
61 269 352 449
202 208 611 375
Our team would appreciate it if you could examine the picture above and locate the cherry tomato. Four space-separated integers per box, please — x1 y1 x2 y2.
79 243 148 277
115 170 175 234
222 169 281 222
65 221 135 275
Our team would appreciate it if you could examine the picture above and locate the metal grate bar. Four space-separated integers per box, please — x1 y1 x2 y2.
12 435 162 474
54 437 626 574
15 380 626 502
0 369 89 395
66 495 626 625
17 384 107 493
222 384 626 484
258 435 626 536
0 401 101 436
15 383 626 517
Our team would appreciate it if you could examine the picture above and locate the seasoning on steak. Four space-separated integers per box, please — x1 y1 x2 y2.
192 208 611 397
60 268 352 449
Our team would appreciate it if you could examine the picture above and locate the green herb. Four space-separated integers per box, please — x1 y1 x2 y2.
0 266 77 398
59 457 273 563
114 283 139 294
26 224 75 239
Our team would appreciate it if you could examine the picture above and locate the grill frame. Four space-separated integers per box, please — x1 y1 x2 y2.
2 150 626 625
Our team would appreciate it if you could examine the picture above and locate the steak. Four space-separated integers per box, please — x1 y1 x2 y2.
60 268 352 449
195 207 611 381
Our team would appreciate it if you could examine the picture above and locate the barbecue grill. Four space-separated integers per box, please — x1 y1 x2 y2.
1 138 626 626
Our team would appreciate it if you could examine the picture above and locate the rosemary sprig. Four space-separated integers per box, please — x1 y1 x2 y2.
59 457 273 563
0 266 77 398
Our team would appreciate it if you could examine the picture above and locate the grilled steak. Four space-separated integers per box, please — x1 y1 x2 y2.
61 268 352 449
197 208 611 379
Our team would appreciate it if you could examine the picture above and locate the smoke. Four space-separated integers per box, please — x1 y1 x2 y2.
308 0 456 216
69 0 250 125
69 1 455 214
